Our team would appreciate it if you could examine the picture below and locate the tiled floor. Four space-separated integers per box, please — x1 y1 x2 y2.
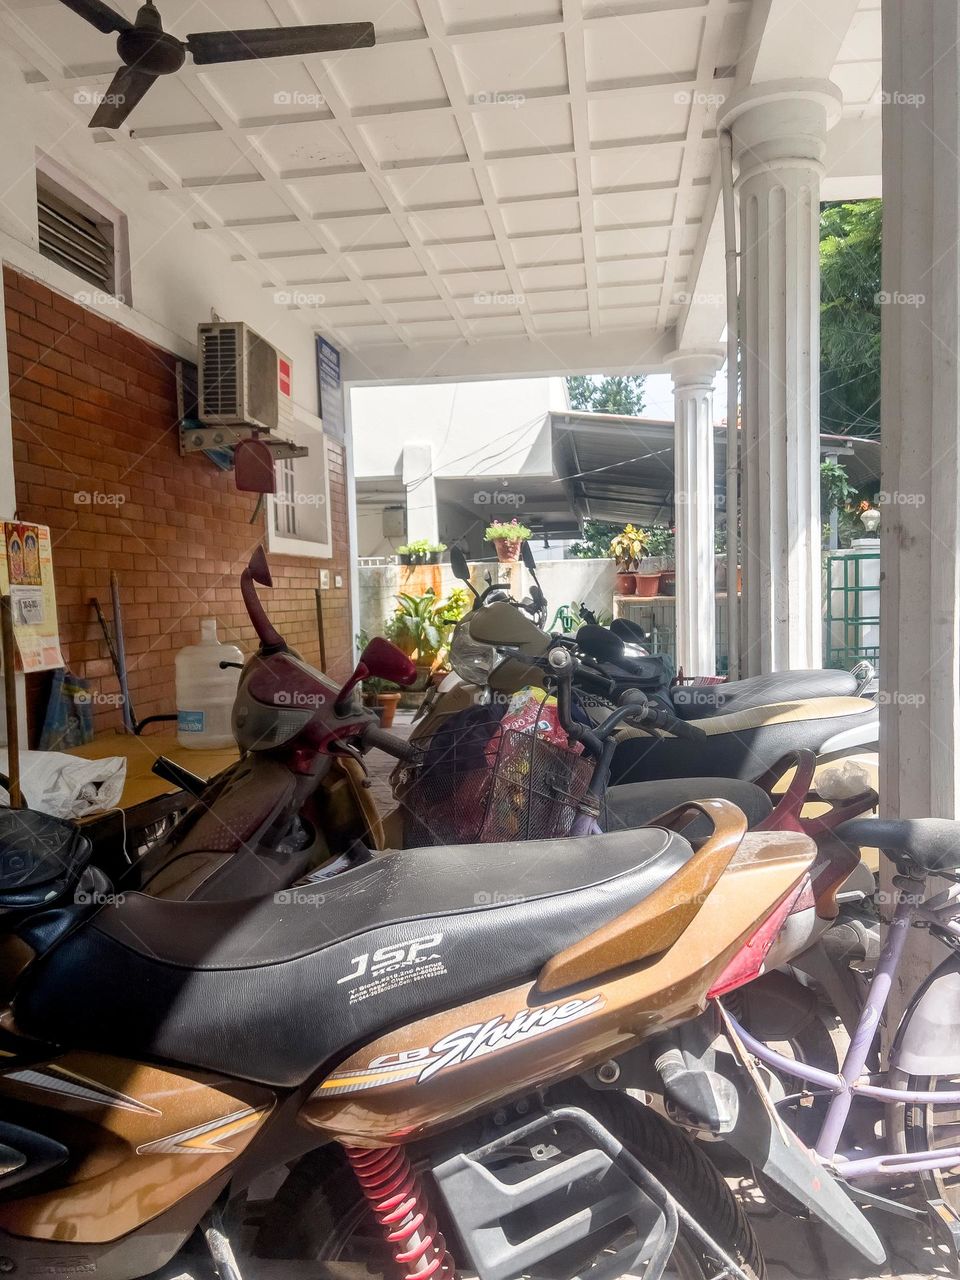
742 1177 950 1279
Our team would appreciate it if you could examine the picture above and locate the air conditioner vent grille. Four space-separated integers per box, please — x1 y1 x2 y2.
201 326 240 417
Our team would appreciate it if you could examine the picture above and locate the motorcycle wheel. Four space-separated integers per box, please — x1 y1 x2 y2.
255 1088 765 1279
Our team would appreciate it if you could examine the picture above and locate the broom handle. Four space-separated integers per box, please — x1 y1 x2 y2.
1 595 22 808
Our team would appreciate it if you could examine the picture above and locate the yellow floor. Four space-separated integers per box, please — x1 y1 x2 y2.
68 732 239 811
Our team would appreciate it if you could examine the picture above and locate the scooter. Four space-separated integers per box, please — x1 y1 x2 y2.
451 541 876 723
450 590 879 787
115 548 420 903
0 744 887 1280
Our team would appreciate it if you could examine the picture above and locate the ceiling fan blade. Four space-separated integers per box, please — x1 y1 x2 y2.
185 22 375 65
57 0 132 35
88 64 157 128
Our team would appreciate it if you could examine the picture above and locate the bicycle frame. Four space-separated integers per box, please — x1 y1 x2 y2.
724 870 960 1180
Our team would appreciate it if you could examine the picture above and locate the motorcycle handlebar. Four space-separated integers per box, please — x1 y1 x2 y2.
642 706 708 743
362 723 419 763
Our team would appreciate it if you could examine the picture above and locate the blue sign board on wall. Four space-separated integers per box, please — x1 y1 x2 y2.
316 336 344 441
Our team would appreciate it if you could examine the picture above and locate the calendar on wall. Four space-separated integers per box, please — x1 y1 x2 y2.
0 523 64 671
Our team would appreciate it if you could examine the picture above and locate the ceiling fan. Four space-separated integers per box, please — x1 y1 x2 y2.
57 0 375 129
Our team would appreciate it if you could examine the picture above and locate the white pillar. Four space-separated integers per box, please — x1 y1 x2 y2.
719 81 840 675
880 0 960 826
401 442 439 545
667 349 725 676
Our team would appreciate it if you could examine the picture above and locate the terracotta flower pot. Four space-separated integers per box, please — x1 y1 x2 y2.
494 537 522 563
659 568 676 596
634 572 661 597
615 571 637 595
376 691 401 728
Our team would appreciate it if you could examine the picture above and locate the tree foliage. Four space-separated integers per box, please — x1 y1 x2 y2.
820 200 882 438
566 375 647 415
568 520 620 559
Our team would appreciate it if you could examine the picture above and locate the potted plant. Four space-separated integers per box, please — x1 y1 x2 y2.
354 631 403 725
484 518 532 563
640 526 675 595
385 590 444 688
397 538 444 566
609 524 648 595
361 674 402 727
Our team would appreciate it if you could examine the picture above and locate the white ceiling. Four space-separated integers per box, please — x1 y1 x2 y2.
0 0 882 378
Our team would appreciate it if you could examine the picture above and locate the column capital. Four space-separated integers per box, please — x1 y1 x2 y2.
717 79 842 182
665 347 725 390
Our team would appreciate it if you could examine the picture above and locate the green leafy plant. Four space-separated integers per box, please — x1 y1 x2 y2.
568 520 620 559
641 526 675 559
397 538 446 559
820 200 881 438
434 586 472 625
384 585 471 668
484 519 532 542
566 375 647 416
821 458 856 514
385 590 443 659
609 524 649 571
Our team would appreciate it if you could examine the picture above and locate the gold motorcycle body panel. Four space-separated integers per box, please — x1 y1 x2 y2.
304 829 814 1145
0 1050 274 1244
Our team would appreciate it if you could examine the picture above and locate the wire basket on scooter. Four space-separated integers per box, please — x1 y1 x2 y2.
395 724 596 848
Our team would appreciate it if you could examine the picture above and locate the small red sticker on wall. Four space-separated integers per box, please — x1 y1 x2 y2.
278 358 291 397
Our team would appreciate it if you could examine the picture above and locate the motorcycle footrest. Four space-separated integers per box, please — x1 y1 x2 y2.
431 1106 678 1280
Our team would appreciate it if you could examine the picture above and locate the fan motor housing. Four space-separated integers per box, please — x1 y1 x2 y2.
117 27 184 73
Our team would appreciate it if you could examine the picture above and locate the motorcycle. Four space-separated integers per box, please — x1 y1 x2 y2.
445 585 878 795
450 541 877 725
0 769 887 1280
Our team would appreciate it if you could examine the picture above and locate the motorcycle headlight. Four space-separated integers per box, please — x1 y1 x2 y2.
450 620 498 684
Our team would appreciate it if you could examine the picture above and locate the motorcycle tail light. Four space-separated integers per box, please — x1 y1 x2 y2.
707 878 810 998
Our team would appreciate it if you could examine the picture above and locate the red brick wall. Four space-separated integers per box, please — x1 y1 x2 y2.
3 265 353 742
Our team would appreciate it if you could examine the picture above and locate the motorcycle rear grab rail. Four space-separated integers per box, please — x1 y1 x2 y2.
537 798 749 992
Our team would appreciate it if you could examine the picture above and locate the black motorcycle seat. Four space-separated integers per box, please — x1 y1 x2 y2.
671 670 857 719
836 818 960 875
612 698 878 784
15 827 697 1089
606 778 772 838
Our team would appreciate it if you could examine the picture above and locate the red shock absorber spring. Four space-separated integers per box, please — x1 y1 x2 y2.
345 1145 457 1280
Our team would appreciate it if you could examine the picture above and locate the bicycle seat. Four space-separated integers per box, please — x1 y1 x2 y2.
836 817 960 875
15 828 697 1088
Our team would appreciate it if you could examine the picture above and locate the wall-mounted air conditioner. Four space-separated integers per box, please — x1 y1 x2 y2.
197 321 293 435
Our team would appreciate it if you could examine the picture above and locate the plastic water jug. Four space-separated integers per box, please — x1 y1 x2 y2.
175 618 243 749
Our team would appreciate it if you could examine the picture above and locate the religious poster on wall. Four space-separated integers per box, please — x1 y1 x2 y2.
0 524 63 671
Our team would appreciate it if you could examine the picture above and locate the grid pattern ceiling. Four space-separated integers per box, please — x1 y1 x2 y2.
1 0 760 356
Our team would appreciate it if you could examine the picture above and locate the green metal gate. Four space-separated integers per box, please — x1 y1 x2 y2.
824 547 880 669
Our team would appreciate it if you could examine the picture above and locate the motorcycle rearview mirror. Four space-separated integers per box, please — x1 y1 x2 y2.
450 546 479 599
577 624 625 664
241 546 286 652
520 538 546 608
361 637 417 687
336 637 417 713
